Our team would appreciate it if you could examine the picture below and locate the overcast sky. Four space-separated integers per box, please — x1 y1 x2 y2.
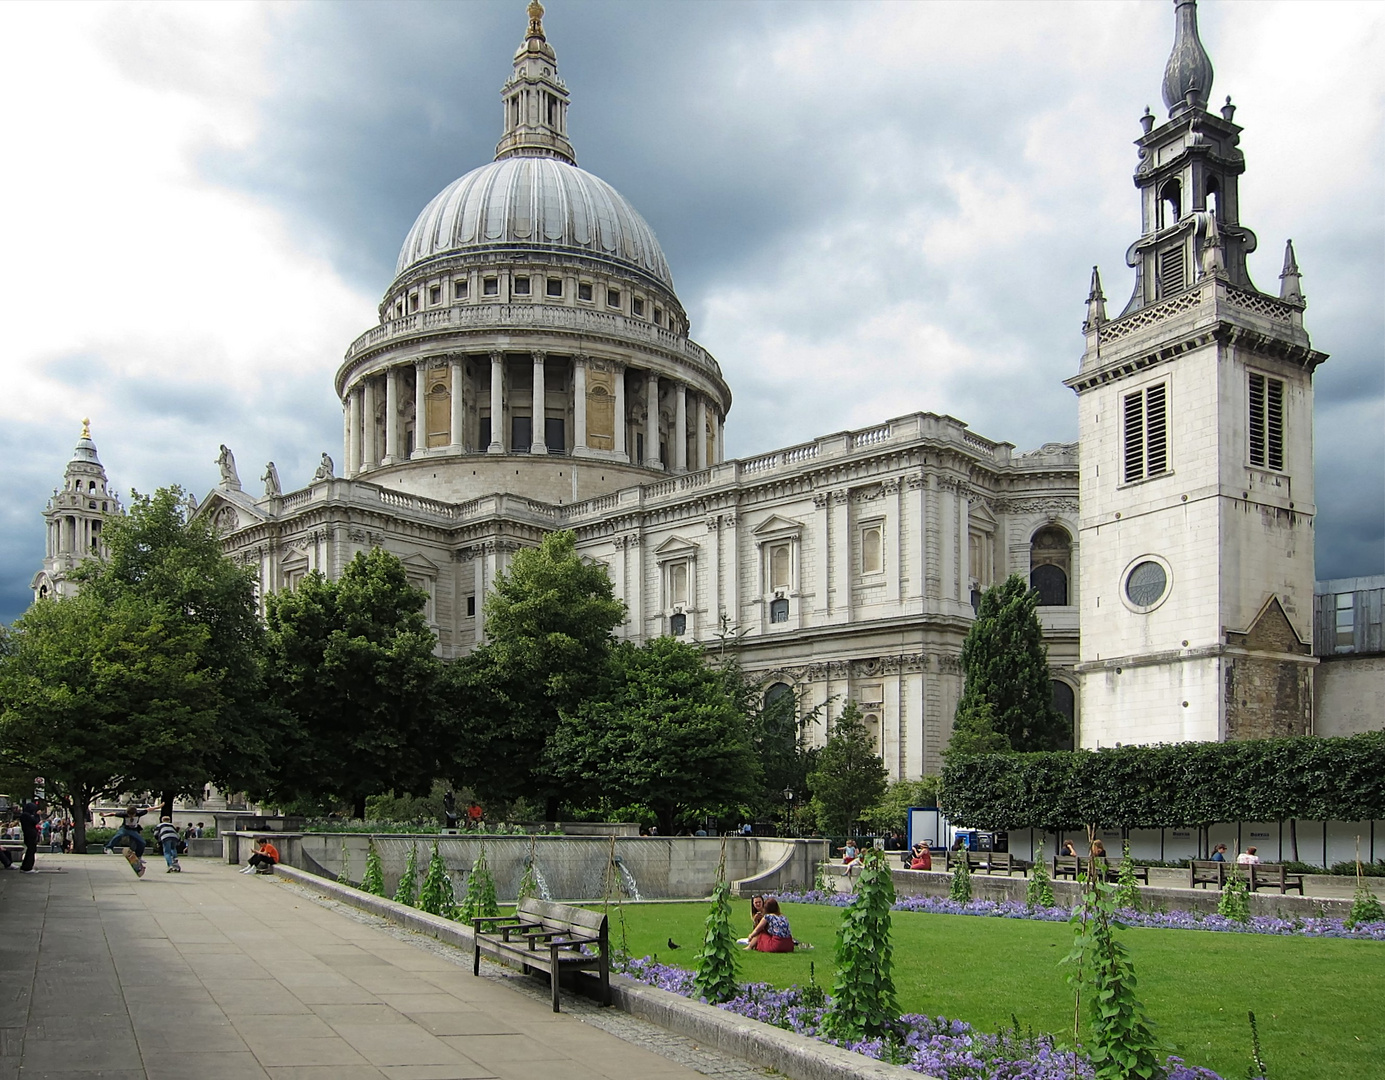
1 0 1380 625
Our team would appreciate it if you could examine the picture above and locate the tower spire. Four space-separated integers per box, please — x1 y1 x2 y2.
496 1 576 164
1083 267 1108 333
1279 239 1304 305
1162 0 1213 118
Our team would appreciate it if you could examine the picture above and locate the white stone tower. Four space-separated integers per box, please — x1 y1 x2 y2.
31 420 122 601
1066 0 1326 746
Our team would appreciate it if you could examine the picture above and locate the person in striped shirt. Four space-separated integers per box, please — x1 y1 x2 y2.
154 817 182 873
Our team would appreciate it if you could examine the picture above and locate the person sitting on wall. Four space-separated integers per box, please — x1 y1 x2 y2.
839 840 859 865
1236 846 1261 866
1211 844 1228 862
240 837 280 874
746 897 796 953
909 843 932 871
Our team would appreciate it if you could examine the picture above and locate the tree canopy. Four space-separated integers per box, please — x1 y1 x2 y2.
0 589 219 851
951 574 1068 754
441 531 625 814
807 701 888 834
545 636 760 834
263 547 443 818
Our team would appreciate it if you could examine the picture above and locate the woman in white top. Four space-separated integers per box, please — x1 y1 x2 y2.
1235 846 1261 865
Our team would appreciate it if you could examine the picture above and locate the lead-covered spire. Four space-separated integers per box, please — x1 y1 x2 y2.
495 1 576 165
1162 0 1213 118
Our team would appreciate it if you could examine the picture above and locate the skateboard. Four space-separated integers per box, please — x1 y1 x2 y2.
121 846 146 877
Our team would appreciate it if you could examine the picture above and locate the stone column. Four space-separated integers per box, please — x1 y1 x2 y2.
715 412 725 464
885 477 902 605
341 396 352 476
674 383 687 472
645 373 661 469
384 366 400 464
695 396 708 471
412 359 427 458
831 490 851 623
705 514 721 627
530 351 547 455
814 493 830 615
573 355 588 454
488 351 504 454
723 513 738 630
449 357 465 452
614 364 627 459
347 387 362 476
362 377 378 468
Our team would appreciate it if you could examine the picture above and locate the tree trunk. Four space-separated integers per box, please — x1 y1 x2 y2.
353 793 367 821
544 796 560 824
161 791 175 820
1289 818 1299 862
72 789 90 854
657 807 676 837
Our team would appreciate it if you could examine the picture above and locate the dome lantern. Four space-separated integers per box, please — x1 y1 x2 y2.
496 0 576 165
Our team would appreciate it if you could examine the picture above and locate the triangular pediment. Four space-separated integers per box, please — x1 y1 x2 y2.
968 503 998 530
752 514 803 538
193 489 270 536
280 547 309 569
1226 595 1310 656
401 552 440 575
654 535 700 560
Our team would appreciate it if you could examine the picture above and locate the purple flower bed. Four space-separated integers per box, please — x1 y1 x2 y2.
617 956 1222 1079
779 888 1385 940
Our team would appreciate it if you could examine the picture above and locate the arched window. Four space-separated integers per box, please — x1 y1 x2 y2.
770 598 789 624
1206 176 1220 221
1031 564 1068 606
1160 179 1182 228
1051 681 1075 750
861 525 883 575
764 682 793 711
1030 525 1072 606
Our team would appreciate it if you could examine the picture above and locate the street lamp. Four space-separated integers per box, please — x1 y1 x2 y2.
782 788 795 836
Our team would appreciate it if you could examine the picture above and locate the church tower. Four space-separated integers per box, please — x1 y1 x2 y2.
31 421 122 601
1066 0 1326 746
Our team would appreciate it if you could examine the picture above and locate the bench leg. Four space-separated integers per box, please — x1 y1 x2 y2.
600 961 610 1007
551 967 561 1013
473 943 480 978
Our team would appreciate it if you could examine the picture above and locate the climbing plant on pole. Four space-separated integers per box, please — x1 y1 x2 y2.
361 839 385 896
394 844 419 907
821 846 900 1042
418 842 459 919
459 845 500 926
691 839 739 1004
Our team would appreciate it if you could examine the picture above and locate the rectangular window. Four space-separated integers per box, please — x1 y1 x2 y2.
408 292 419 312
429 285 441 305
607 288 621 308
654 307 663 326
861 524 883 574
1122 383 1168 483
669 562 688 606
1159 246 1185 295
513 276 531 296
546 277 563 297
578 282 593 302
632 297 645 317
511 415 532 452
479 416 492 447
483 277 499 296
769 543 791 592
454 279 468 300
544 417 565 453
1248 372 1285 470
466 595 476 618
1334 592 1354 651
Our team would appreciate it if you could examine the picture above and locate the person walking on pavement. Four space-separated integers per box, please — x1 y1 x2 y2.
19 800 41 873
154 816 182 873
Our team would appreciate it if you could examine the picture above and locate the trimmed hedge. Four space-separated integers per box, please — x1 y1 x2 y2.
939 732 1385 831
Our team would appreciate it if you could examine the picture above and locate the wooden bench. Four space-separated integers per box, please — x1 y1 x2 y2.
1189 860 1227 889
1249 863 1305 895
979 851 1023 876
1105 861 1150 886
1053 855 1081 880
472 898 610 1013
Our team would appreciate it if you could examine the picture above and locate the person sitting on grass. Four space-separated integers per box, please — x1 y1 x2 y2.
746 897 795 953
240 838 280 874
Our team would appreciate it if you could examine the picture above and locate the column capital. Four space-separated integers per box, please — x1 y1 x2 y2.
531 349 547 363
489 350 504 364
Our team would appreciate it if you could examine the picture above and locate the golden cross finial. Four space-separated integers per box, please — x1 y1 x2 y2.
81 417 91 438
527 0 545 39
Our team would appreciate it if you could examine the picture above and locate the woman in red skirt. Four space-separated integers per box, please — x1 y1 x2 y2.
747 897 795 953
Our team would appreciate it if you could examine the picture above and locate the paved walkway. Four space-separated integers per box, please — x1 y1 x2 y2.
0 854 764 1080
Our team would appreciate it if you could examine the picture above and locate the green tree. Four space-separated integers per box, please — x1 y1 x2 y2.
807 702 888 835
74 486 272 807
546 637 759 835
861 777 940 835
0 589 219 852
443 531 625 816
952 575 1067 753
263 548 443 819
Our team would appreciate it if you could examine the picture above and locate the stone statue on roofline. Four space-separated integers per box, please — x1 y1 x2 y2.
216 445 241 490
262 462 281 498
313 452 335 481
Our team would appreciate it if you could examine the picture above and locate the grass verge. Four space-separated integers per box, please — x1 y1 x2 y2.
609 898 1382 1080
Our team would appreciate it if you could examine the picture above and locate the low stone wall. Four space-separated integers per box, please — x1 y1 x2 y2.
822 863 1355 919
269 832 829 901
273 863 920 1080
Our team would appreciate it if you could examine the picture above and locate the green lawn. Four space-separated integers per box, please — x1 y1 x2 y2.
608 899 1383 1080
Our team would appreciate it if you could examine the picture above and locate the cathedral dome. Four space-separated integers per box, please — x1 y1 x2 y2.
395 156 674 291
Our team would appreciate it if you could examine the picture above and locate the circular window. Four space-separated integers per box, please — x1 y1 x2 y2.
1125 560 1168 609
